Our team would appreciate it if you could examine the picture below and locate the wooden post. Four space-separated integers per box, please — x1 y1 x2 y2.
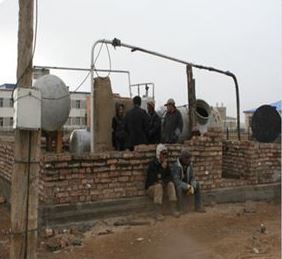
186 64 196 139
10 0 40 258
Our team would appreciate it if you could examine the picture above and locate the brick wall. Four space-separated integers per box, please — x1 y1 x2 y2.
0 143 14 182
223 140 281 183
40 132 223 205
0 130 280 207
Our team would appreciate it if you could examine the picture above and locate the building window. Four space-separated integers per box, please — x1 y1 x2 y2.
72 117 80 125
0 98 3 107
75 100 81 109
10 117 13 126
0 118 3 127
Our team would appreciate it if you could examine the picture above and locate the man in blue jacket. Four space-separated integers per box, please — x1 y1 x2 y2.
171 148 206 213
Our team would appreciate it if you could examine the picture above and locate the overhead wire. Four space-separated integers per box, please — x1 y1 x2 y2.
70 40 113 93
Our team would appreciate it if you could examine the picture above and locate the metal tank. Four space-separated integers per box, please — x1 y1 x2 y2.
69 129 91 154
34 74 71 131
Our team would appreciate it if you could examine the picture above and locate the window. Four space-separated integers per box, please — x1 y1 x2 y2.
0 118 3 127
0 98 3 107
75 100 81 109
10 117 13 126
72 117 80 125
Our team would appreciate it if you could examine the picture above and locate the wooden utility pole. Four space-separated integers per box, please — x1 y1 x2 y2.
186 64 196 139
10 0 40 258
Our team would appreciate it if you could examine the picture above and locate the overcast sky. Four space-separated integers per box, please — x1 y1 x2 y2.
0 0 281 118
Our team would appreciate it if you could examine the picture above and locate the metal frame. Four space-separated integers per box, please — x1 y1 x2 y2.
129 82 155 99
89 38 241 149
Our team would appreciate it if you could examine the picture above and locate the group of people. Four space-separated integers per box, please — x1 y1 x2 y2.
146 144 206 219
112 96 183 151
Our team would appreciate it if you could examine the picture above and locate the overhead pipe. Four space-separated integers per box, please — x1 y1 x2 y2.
90 38 241 151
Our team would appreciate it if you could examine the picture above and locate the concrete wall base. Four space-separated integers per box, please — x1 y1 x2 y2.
39 183 281 227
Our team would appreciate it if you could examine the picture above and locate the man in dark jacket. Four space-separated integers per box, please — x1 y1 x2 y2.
147 100 161 144
124 96 149 151
162 98 183 144
145 144 179 219
171 148 206 213
112 103 126 151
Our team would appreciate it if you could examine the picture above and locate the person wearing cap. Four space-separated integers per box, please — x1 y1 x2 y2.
124 96 150 151
145 144 179 219
147 100 161 144
162 98 183 144
171 148 206 213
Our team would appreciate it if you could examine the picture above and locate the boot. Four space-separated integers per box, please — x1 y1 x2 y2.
169 202 180 218
153 204 165 221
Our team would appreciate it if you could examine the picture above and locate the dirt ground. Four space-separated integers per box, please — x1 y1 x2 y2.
0 201 281 259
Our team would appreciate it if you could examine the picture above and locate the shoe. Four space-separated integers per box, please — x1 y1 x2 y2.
195 207 206 213
153 205 165 221
169 202 181 218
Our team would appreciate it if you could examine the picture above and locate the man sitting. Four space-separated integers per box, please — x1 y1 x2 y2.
171 148 206 213
145 144 179 219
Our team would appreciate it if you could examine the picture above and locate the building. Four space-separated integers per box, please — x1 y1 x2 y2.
0 83 90 132
0 84 14 131
243 100 282 130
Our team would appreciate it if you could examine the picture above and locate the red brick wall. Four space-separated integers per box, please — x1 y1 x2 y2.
223 140 281 183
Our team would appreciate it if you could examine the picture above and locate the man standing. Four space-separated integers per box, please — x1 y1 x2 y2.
112 103 127 151
124 96 149 151
145 144 179 219
147 100 161 144
171 148 206 213
162 98 183 144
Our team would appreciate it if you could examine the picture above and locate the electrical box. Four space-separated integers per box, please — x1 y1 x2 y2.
13 87 41 130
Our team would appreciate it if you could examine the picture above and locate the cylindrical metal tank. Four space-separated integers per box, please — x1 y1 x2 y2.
34 74 71 131
69 129 91 154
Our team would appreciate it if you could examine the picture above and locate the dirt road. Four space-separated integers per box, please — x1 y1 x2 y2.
0 201 281 259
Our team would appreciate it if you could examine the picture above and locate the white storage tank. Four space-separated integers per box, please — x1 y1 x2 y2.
34 74 71 131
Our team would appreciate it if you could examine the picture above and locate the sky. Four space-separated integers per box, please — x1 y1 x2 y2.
0 0 281 119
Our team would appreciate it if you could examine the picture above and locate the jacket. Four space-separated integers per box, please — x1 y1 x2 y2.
148 111 161 144
162 109 183 143
145 158 173 189
124 106 149 150
171 158 197 191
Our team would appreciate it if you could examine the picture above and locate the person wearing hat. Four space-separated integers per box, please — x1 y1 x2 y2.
145 144 179 219
171 148 206 213
124 96 150 151
162 98 183 144
147 100 161 144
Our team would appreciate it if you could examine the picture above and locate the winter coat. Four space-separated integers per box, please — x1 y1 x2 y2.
148 111 161 144
112 115 127 151
145 158 173 189
124 106 149 150
162 109 183 143
171 159 197 191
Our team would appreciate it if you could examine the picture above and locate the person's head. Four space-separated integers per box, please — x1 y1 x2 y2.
116 103 125 117
133 96 141 107
179 148 192 166
156 144 168 163
147 101 155 113
164 98 176 113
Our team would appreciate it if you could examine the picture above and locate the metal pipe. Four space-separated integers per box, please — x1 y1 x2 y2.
107 38 241 140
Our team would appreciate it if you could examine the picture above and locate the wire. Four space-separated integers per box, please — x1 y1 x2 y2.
93 40 112 78
11 0 39 100
72 39 109 92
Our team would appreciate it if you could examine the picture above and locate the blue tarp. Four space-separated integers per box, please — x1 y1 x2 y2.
244 100 282 113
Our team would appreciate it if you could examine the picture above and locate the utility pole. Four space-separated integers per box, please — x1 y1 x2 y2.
186 64 196 139
10 0 40 258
